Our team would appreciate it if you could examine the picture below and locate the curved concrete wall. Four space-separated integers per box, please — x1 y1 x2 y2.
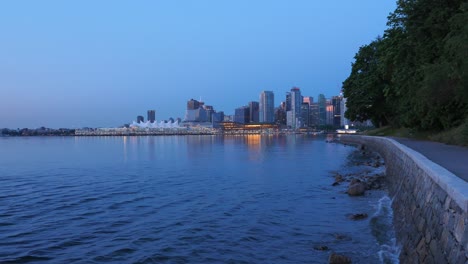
340 135 467 263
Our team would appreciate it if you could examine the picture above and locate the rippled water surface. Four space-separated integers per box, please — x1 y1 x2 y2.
0 135 395 263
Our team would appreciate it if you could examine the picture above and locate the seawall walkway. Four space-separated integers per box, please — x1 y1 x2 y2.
340 135 467 263
392 137 468 182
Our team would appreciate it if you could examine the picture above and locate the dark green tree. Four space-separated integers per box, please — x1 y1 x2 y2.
342 39 391 127
343 0 468 131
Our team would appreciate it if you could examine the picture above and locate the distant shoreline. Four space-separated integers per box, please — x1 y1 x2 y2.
1 131 335 137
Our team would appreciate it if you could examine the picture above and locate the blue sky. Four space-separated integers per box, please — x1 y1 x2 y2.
0 1 396 128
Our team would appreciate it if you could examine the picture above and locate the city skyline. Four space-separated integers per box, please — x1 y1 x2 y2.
149 88 348 128
0 1 396 128
3 87 354 129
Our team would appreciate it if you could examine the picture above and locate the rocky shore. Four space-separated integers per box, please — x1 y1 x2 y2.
340 135 468 263
331 145 386 196
319 142 398 263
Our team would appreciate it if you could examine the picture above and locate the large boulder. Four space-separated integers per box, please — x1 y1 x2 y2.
347 180 366 196
334 174 344 183
347 213 368 220
314 245 330 251
332 174 344 186
329 252 352 264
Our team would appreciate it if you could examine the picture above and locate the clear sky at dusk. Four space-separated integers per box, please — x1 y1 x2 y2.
0 1 396 128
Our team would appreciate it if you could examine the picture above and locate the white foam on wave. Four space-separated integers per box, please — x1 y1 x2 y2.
371 196 401 264
378 240 401 264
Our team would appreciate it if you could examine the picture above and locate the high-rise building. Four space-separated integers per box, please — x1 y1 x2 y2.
185 99 208 122
318 94 327 126
303 96 313 105
287 87 302 129
259 91 274 123
275 106 286 125
309 103 319 127
300 103 310 127
341 97 349 127
248 101 259 123
147 110 156 123
187 99 200 110
234 106 250 124
286 111 294 128
212 111 225 128
203 105 215 123
285 92 292 111
212 111 225 123
326 100 334 125
223 115 233 122
302 96 313 127
137 115 144 123
331 96 342 127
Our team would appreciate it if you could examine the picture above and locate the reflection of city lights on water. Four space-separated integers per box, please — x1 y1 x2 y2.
245 135 263 162
246 134 261 149
123 136 127 163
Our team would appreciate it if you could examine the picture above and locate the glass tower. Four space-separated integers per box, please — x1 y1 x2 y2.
289 87 302 129
147 110 156 123
259 91 274 123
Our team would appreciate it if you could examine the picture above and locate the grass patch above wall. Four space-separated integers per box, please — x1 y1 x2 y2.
429 119 468 147
364 126 432 140
363 122 468 147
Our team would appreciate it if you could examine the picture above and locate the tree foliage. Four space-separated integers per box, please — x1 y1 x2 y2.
343 0 468 130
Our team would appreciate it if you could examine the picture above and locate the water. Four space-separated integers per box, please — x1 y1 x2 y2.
373 197 400 264
0 135 397 263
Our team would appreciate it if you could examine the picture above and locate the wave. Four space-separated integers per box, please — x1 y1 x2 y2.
370 196 401 264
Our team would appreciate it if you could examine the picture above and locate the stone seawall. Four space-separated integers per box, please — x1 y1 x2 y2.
340 135 467 263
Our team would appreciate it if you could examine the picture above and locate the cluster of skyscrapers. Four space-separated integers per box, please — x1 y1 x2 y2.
181 88 360 129
184 99 225 124
231 88 353 129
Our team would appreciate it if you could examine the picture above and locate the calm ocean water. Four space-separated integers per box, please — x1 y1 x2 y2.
0 135 397 263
